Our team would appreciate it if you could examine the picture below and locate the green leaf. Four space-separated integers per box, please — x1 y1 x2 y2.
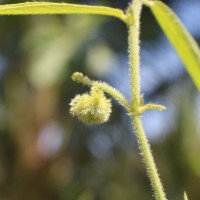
144 0 200 91
0 2 127 23
184 192 188 200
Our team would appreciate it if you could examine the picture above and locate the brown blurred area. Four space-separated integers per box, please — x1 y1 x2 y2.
0 0 200 200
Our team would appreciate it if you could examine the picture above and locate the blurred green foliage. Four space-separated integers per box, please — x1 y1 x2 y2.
0 0 200 200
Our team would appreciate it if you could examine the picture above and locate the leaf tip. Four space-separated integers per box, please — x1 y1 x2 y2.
142 0 155 7
184 191 188 200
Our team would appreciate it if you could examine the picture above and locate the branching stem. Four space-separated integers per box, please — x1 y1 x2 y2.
72 72 130 111
127 1 167 200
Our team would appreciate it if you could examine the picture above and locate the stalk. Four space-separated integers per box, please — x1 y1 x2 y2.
127 1 167 199
131 115 167 200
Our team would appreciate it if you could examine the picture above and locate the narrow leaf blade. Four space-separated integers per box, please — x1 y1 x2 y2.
0 2 127 23
145 0 200 91
184 192 188 200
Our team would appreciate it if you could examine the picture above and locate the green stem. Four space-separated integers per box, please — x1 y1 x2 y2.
127 1 167 200
128 0 142 111
131 115 167 200
92 82 130 110
71 72 130 111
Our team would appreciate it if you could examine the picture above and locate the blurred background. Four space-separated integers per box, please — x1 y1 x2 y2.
0 0 200 199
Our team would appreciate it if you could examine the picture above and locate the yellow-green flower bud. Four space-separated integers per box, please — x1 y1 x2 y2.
69 87 112 125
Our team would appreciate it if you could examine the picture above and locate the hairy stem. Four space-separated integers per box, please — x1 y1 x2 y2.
127 1 167 199
128 0 142 111
72 72 130 111
131 115 167 200
92 82 130 110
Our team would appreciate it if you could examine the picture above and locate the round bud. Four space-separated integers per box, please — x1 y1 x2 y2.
69 87 112 125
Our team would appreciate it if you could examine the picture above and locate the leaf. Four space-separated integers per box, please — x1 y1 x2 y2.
184 192 188 200
0 2 127 23
144 0 200 91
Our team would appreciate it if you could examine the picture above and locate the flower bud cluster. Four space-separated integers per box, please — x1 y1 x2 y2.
69 87 112 125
